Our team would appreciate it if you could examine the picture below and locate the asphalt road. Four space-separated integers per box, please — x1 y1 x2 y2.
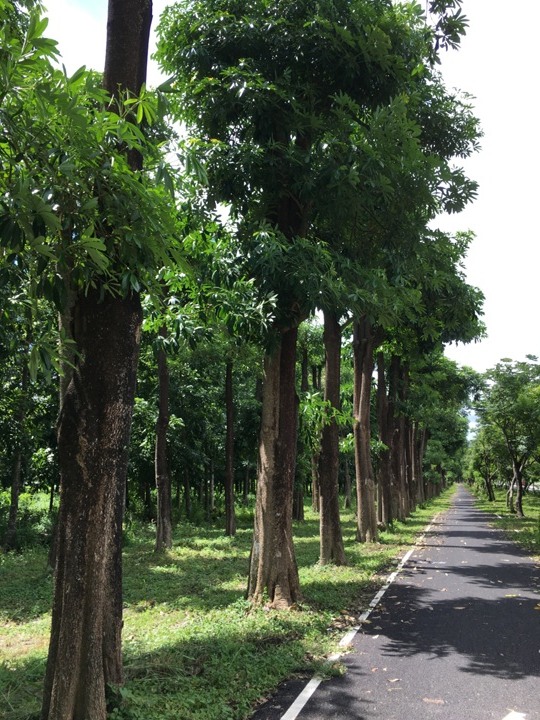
252 485 540 720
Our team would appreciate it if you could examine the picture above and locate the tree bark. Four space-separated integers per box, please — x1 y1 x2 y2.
224 358 236 536
413 424 427 505
155 327 173 551
353 317 379 543
204 460 215 518
184 469 191 519
376 352 393 529
513 459 525 518
318 310 346 565
3 350 29 552
248 327 301 607
405 418 415 513
293 345 309 521
389 356 409 522
243 463 250 506
41 2 151 717
41 291 142 720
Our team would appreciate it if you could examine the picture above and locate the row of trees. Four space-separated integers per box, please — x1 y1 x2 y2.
155 0 484 606
466 357 540 516
0 0 485 717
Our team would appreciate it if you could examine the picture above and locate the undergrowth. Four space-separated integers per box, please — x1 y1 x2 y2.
0 488 456 720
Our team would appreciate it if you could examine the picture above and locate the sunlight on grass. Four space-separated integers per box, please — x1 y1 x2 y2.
0 487 457 720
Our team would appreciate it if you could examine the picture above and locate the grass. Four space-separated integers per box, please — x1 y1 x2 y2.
1 489 457 720
471 485 540 559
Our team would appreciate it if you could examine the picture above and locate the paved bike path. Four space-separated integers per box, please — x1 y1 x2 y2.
252 485 540 720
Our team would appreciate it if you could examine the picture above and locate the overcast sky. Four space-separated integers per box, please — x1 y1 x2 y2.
44 0 540 374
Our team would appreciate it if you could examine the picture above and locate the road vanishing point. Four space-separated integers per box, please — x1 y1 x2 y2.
252 485 540 720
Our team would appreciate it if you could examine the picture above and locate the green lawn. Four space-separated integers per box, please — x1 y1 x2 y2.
1 490 457 720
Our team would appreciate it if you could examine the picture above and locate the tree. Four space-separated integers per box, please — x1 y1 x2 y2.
0 1 180 716
466 425 504 501
475 357 540 517
41 0 151 708
317 310 347 564
156 0 460 606
154 324 174 550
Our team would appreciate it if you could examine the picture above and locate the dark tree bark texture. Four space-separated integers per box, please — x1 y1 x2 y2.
318 310 346 565
41 2 152 718
353 317 379 543
41 292 142 720
389 355 409 522
376 352 393 529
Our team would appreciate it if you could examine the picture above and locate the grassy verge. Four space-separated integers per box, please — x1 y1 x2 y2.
1 487 456 720
471 486 540 559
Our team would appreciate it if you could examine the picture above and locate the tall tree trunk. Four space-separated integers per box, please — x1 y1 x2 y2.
155 327 173 551
413 423 426 505
3 350 30 552
292 484 305 522
389 356 409 522
300 345 309 394
224 358 236 536
376 352 393 529
208 460 216 516
318 310 346 565
353 317 378 543
41 292 143 720
507 476 515 512
513 459 525 518
293 345 309 521
243 464 250 506
41 3 151 717
405 418 415 513
248 327 301 607
484 459 496 501
184 469 191 519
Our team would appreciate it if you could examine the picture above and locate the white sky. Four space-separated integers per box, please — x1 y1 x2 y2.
44 0 540 374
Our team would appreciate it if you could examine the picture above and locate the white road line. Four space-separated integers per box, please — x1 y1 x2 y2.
278 516 440 719
280 678 322 720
